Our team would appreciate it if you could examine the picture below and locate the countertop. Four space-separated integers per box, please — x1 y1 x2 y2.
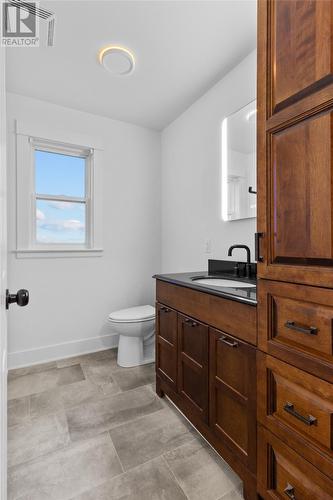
154 271 257 306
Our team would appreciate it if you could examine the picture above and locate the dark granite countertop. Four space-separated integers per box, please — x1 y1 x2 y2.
154 270 257 306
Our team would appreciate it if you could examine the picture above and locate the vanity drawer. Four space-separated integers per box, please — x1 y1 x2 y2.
258 425 333 500
258 279 333 382
257 352 333 478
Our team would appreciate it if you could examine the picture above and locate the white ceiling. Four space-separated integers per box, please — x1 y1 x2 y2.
6 0 257 130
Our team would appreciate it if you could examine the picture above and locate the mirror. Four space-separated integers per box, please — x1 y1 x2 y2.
221 100 256 221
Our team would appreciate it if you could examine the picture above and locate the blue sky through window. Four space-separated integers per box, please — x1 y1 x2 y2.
35 150 86 197
35 150 86 244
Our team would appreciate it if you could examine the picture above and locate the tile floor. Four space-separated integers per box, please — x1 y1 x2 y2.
7 349 244 500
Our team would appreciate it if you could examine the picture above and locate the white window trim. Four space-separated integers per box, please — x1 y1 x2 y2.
15 122 103 258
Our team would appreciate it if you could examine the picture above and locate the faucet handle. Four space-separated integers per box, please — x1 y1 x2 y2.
233 263 240 277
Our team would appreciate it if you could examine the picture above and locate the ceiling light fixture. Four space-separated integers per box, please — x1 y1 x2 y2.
98 45 135 76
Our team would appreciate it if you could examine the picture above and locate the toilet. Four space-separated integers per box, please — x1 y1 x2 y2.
108 305 155 368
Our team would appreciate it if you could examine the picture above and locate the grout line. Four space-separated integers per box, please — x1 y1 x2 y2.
161 454 188 499
106 432 125 474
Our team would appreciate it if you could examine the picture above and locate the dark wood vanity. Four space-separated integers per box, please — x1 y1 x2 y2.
155 279 258 499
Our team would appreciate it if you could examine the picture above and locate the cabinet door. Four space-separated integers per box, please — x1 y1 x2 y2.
270 0 333 116
209 328 257 473
257 0 333 287
177 314 208 422
156 303 178 391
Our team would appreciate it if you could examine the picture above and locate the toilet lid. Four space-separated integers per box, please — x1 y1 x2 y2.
108 305 155 323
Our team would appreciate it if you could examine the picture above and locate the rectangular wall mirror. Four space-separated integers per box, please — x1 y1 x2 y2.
221 99 256 221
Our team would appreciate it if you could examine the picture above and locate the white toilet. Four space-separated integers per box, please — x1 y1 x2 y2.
108 305 155 368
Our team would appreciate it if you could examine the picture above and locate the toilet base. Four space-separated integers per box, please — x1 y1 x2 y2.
117 334 155 368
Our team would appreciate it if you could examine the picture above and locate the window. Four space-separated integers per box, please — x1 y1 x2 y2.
16 125 103 257
34 146 89 246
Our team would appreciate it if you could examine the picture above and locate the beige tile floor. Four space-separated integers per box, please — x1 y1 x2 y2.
7 349 244 500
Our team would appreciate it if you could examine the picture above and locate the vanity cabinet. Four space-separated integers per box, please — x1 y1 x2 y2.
155 279 258 500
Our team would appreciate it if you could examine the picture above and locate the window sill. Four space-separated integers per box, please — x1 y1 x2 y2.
14 248 103 259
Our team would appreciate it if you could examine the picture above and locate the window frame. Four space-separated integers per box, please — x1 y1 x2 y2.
33 140 92 249
15 124 103 258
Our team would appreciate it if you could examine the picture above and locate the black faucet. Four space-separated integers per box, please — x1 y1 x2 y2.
228 245 252 278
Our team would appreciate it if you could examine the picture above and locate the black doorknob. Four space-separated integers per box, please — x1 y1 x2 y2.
6 289 29 309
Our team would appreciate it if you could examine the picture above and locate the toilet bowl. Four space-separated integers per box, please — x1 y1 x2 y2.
108 305 155 368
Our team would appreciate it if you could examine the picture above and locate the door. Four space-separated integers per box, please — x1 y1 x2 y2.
209 328 257 472
0 43 7 500
156 303 178 391
177 313 208 422
257 0 333 287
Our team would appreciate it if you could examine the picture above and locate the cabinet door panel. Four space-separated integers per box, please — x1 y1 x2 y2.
156 304 178 390
271 0 333 114
209 328 256 473
272 112 333 265
178 314 208 422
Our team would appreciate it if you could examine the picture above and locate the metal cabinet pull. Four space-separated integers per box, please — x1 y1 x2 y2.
285 320 318 336
160 306 171 313
184 318 198 327
255 232 264 262
284 483 296 499
218 335 239 348
283 402 317 426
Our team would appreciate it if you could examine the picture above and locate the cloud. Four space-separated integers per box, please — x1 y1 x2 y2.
36 209 45 221
63 219 84 231
47 201 74 210
39 219 84 232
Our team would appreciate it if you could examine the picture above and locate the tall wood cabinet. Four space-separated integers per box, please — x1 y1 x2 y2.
257 0 333 288
257 1 333 497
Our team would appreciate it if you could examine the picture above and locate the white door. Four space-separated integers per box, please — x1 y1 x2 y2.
0 42 7 500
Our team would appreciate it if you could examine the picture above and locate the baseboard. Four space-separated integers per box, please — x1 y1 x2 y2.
8 334 119 370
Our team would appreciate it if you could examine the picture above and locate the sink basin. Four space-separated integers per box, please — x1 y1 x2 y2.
192 278 256 288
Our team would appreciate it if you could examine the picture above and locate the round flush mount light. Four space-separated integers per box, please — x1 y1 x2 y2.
98 45 135 76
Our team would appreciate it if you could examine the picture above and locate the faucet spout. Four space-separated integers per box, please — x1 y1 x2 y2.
227 245 252 277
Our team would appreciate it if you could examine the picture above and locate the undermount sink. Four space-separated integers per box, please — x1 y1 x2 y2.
192 277 256 288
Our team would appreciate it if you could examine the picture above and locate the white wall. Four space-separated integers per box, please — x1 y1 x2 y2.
7 93 161 368
161 50 256 272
